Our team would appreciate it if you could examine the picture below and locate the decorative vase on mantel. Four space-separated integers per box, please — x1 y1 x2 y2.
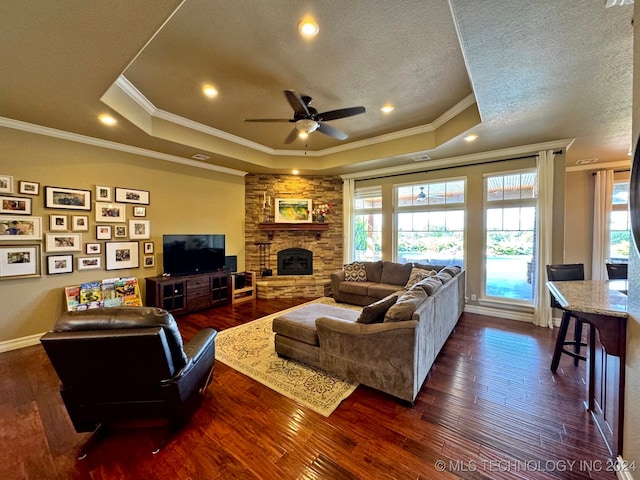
316 214 326 223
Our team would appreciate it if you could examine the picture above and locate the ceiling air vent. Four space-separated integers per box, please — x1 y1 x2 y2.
191 153 210 160
411 154 431 162
575 158 598 165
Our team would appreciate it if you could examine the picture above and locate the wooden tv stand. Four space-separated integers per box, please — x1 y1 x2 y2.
145 271 231 315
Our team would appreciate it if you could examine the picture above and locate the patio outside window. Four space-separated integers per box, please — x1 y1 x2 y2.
395 179 465 265
610 180 630 263
484 171 537 302
353 187 382 261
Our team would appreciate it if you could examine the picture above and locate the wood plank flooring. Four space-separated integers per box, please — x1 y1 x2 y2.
0 297 618 479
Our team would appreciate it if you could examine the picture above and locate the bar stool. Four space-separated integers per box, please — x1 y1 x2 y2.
546 263 586 372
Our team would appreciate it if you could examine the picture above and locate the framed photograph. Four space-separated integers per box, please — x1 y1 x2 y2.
45 233 82 252
77 256 102 271
72 215 89 231
96 185 112 202
144 255 155 267
105 241 139 270
44 186 91 210
49 214 68 231
115 187 150 205
133 206 146 217
96 225 112 240
114 225 127 238
275 198 312 223
47 254 73 274
19 181 39 195
0 216 42 241
0 175 13 194
129 219 150 239
143 241 154 254
0 244 41 279
85 243 101 255
0 195 32 215
95 202 126 222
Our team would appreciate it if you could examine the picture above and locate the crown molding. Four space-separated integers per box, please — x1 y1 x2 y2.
114 75 476 158
0 116 247 177
340 138 575 180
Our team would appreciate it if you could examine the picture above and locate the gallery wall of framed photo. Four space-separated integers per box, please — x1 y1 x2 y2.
0 175 155 280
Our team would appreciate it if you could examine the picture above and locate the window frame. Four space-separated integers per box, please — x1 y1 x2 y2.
393 176 467 266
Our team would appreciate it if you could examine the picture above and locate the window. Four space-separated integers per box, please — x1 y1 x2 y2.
395 179 465 265
353 187 382 261
610 180 630 262
484 171 536 302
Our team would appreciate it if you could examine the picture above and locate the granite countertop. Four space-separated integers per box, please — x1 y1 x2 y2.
546 280 627 318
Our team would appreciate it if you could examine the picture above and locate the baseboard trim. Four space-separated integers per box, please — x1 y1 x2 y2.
463 304 533 322
616 456 636 480
0 332 44 353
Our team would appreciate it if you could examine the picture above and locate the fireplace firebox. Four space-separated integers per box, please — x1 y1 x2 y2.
277 248 313 275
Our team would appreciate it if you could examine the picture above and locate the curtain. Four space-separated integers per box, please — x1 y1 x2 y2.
591 170 614 281
342 178 355 264
533 150 555 328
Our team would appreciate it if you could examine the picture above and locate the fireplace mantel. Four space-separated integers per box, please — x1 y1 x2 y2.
259 222 328 240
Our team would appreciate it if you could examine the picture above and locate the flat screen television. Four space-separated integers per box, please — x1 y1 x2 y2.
162 234 225 276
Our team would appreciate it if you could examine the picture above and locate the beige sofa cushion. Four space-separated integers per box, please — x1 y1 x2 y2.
384 286 428 322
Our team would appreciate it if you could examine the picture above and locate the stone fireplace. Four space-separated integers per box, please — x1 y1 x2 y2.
277 248 313 276
244 174 344 298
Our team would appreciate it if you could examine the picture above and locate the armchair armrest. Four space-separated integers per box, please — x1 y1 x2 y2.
165 328 216 385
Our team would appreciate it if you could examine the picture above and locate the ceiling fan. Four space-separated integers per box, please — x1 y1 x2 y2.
244 90 365 144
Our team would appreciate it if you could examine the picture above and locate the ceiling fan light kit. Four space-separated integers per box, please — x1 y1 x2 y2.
244 90 366 144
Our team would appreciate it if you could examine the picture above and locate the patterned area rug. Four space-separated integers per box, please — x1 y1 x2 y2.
215 297 362 416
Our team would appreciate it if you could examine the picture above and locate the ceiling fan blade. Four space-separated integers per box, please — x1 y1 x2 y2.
317 122 348 140
244 118 291 122
284 128 299 144
284 90 310 117
317 106 365 122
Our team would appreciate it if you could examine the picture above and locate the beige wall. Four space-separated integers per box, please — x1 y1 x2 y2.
0 127 245 346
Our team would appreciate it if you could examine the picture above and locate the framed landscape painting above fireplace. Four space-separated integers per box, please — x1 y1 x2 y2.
274 198 312 223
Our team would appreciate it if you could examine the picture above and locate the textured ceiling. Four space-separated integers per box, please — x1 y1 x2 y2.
0 0 634 175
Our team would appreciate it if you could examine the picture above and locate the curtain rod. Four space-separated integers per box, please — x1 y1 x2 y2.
591 168 631 176
356 151 549 183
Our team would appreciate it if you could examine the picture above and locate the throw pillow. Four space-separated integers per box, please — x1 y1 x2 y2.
344 261 367 282
443 266 461 276
380 261 413 285
435 271 453 283
356 294 398 324
384 286 428 322
405 267 436 289
416 276 443 296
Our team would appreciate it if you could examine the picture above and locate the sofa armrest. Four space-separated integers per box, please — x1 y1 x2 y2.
316 315 416 335
330 270 346 300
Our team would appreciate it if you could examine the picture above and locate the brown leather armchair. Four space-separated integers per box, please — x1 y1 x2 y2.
40 306 216 456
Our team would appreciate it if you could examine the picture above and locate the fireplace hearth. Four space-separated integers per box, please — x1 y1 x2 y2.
277 248 313 276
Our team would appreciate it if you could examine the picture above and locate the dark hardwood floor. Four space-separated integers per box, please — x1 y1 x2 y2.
0 298 618 480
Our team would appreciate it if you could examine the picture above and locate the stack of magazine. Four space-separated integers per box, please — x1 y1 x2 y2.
64 277 142 311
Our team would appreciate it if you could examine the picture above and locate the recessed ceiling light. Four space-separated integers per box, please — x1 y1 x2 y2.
203 85 218 98
381 105 394 113
98 114 117 126
298 16 319 38
463 134 478 142
292 169 300 175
